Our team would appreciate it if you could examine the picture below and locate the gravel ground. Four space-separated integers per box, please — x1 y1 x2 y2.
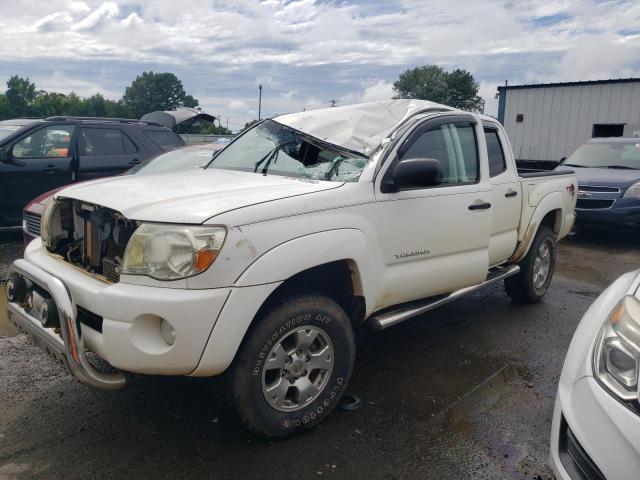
0 230 638 479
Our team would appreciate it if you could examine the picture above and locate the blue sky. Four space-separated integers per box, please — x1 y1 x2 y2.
0 0 639 131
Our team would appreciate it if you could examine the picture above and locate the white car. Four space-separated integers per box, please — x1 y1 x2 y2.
550 269 640 480
6 99 577 438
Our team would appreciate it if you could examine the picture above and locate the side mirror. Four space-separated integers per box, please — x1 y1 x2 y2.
0 145 25 166
382 157 443 193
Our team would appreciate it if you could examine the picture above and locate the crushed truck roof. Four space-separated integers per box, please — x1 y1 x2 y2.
274 99 458 156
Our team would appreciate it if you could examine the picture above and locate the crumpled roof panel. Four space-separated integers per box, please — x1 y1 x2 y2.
275 99 456 156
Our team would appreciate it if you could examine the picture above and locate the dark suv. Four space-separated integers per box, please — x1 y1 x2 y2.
0 116 184 228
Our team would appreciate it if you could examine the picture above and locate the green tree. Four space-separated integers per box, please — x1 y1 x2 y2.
182 94 199 108
122 71 198 118
243 119 259 131
6 75 38 117
392 65 484 112
31 92 67 117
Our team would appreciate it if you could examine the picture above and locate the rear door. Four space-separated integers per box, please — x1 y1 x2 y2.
373 114 492 309
77 126 142 181
485 124 521 266
0 124 76 226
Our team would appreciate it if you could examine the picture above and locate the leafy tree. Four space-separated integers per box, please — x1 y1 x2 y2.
6 76 37 116
0 95 11 119
243 119 259 130
182 94 199 108
31 92 67 117
392 65 484 112
122 71 198 118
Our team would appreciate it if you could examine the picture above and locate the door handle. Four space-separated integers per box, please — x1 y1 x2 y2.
468 202 491 210
43 165 59 174
505 190 518 198
129 158 141 165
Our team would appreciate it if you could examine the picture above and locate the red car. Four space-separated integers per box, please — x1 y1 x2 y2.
22 142 227 245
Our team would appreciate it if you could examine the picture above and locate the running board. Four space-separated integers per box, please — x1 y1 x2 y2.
369 265 520 331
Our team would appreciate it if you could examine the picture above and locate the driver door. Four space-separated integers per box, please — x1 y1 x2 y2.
1 124 76 226
373 115 492 309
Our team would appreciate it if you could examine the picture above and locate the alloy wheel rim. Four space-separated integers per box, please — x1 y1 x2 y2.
533 240 552 289
261 326 334 412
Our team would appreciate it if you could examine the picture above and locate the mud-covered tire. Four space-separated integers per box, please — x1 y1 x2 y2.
505 226 556 303
228 292 355 438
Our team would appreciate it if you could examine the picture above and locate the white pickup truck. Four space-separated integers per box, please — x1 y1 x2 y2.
5 100 577 438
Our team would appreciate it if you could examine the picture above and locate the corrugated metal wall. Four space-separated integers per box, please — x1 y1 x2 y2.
502 82 640 161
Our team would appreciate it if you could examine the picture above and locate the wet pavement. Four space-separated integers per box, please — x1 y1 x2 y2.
0 230 639 479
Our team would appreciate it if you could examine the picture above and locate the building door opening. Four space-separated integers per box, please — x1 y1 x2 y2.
592 124 625 138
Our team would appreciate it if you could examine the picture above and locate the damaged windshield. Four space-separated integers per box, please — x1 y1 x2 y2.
207 119 368 182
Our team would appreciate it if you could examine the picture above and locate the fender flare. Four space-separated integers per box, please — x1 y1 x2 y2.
235 228 376 306
510 192 565 263
191 229 377 377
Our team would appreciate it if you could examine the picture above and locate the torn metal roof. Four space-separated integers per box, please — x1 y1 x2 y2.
274 99 456 156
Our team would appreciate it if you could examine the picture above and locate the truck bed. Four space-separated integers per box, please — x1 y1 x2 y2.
518 167 574 178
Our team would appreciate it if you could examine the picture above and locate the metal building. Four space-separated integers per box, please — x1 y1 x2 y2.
497 78 640 162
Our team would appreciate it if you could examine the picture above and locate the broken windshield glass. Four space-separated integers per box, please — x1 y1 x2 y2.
207 119 368 182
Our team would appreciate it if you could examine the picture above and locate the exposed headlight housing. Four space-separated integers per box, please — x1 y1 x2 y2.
593 295 640 404
121 224 226 281
623 182 640 199
40 198 59 249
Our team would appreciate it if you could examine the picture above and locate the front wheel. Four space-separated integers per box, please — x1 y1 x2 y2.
505 226 556 303
228 292 355 438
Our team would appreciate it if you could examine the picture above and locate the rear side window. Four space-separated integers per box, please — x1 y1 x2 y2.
144 130 183 151
401 122 478 186
484 129 507 177
80 128 138 156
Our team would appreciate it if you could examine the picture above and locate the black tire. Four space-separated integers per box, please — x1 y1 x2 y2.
228 292 355 438
505 226 556 303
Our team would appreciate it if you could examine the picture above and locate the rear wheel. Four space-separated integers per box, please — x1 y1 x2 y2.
228 292 355 438
505 226 556 303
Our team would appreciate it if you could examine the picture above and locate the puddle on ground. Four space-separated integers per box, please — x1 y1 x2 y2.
431 364 554 480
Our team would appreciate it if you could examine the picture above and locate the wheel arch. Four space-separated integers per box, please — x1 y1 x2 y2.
510 193 565 263
191 230 375 377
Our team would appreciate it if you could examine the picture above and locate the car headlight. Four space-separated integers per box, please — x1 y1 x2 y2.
593 295 640 403
623 182 640 199
121 224 226 280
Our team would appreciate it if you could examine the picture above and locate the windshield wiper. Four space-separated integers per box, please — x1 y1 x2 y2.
604 165 639 170
562 163 583 167
254 147 279 173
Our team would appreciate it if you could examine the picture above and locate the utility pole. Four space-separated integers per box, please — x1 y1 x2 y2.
258 84 263 120
226 117 228 131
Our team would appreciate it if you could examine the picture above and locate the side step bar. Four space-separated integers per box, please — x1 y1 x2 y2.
369 265 521 331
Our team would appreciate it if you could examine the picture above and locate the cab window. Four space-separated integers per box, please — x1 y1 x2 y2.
401 122 478 185
12 125 76 159
484 129 507 177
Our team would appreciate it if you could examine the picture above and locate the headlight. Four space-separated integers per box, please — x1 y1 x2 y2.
41 198 58 248
593 295 640 403
623 182 640 199
121 224 226 280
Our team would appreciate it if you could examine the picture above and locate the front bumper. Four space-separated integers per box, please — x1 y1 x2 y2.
575 198 640 229
551 377 640 480
5 247 232 389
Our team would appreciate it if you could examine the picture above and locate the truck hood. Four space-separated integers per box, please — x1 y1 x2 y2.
55 169 343 224
557 165 640 189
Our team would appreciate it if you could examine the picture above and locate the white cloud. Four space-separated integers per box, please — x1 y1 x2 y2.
360 81 394 103
0 0 638 128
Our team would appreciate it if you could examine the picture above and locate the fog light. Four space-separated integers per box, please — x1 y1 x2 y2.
160 319 176 346
6 277 28 303
39 298 59 328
